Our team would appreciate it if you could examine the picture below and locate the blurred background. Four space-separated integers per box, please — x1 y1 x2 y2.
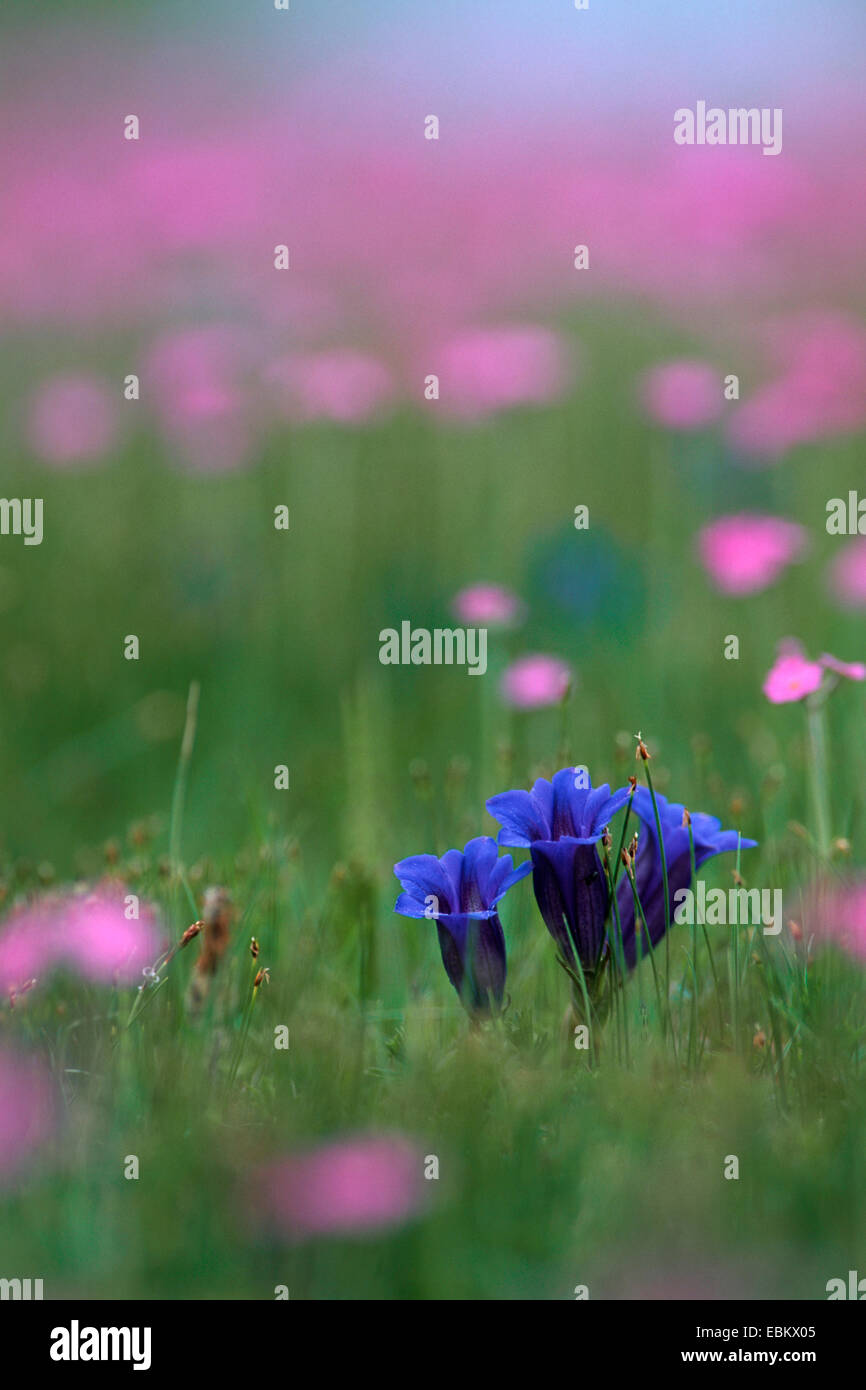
1 0 864 874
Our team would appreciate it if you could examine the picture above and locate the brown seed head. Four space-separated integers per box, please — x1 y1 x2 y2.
180 920 204 949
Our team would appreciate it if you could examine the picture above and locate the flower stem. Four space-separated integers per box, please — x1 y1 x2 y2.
642 759 672 1029
805 696 831 860
169 680 201 919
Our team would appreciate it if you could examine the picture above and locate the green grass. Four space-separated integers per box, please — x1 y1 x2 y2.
1 309 866 1298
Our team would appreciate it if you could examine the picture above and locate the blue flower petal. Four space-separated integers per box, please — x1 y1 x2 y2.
394 891 431 920
489 853 533 904
486 783 553 846
530 839 609 969
393 854 455 915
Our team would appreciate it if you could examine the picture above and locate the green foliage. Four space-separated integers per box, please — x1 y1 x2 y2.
1 317 865 1297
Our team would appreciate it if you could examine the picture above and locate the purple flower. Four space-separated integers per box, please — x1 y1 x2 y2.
393 837 530 1016
616 788 757 967
486 769 632 975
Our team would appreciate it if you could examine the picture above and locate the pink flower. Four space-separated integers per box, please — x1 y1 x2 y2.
0 908 49 991
819 653 866 682
828 537 866 609
452 583 524 627
0 887 162 993
145 326 260 472
266 349 393 424
0 1050 54 1183
762 645 823 704
434 326 570 419
726 377 858 461
27 373 119 467
766 312 866 390
806 881 866 964
639 360 722 431
696 515 807 595
254 1135 427 1240
61 893 162 984
500 654 573 709
727 313 866 462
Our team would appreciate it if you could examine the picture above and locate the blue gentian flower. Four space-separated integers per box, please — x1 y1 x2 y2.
393 837 531 1016
616 787 758 967
486 769 632 976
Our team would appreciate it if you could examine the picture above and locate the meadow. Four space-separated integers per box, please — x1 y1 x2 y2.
2 2 866 1302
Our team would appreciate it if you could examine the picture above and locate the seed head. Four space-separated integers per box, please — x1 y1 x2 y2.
180 920 204 949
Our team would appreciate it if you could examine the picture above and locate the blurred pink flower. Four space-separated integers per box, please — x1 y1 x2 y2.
145 326 260 472
696 515 807 595
639 360 722 431
255 1135 427 1240
759 311 866 399
500 654 573 709
819 653 866 682
61 892 162 984
452 583 524 627
0 887 161 993
266 349 393 424
27 373 119 466
727 313 866 462
762 645 823 704
828 537 866 609
807 881 866 963
434 326 570 419
726 377 860 461
0 1050 54 1182
0 907 49 991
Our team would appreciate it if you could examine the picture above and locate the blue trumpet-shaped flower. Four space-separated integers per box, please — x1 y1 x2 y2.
393 836 531 1015
616 787 758 967
486 768 632 975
